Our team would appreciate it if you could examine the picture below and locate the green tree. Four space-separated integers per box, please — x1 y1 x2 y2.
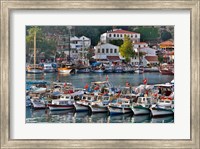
161 31 172 41
109 39 123 46
119 35 135 62
158 55 164 63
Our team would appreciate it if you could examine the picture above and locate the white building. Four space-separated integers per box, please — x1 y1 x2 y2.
94 43 121 62
137 47 157 56
100 29 140 43
58 35 91 60
133 42 148 48
142 56 159 66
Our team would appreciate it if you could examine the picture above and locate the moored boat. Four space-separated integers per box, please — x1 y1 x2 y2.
30 97 47 109
108 98 133 115
48 94 75 111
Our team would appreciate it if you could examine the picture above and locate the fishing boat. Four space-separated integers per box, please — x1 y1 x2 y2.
132 96 156 115
105 66 114 73
159 63 174 75
91 66 105 73
89 95 110 113
74 94 97 112
30 85 47 93
30 97 47 109
26 30 44 74
150 100 174 117
43 63 56 73
108 98 133 115
48 94 75 111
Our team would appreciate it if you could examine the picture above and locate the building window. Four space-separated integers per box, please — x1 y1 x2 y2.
117 34 119 37
109 34 111 37
106 49 109 53
98 49 100 53
114 49 117 53
131 35 133 38
138 45 140 48
102 48 105 53
120 34 122 37
135 34 137 38
113 34 116 37
110 49 113 53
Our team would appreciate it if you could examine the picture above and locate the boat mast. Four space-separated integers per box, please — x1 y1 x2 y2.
34 30 36 68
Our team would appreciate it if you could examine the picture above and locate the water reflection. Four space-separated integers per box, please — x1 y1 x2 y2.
26 107 174 123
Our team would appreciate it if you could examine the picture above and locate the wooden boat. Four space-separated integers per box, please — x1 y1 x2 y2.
89 95 110 113
48 94 75 111
74 94 97 112
132 96 156 115
30 97 47 109
108 98 133 115
159 63 174 75
57 64 73 74
27 64 44 74
150 100 174 117
26 30 44 74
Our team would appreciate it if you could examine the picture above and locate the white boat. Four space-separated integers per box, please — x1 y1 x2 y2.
108 98 133 115
48 94 75 111
135 68 144 74
132 96 156 115
26 64 44 74
89 95 110 113
74 94 97 112
43 63 56 73
30 97 46 109
30 86 47 93
150 100 174 117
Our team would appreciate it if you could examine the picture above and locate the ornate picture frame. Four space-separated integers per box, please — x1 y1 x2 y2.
1 0 199 148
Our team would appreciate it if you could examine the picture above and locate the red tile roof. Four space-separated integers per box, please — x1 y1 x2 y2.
107 56 121 61
145 56 158 62
109 29 138 34
159 40 174 46
134 42 148 44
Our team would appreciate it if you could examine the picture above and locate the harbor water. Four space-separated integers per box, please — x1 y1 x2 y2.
26 72 174 123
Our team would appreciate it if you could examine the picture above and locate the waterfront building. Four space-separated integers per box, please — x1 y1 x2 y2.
158 40 174 51
133 42 148 48
57 35 91 61
100 29 140 43
93 43 121 62
142 56 159 66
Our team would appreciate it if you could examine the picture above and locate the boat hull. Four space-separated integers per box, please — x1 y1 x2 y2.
58 69 72 74
108 106 132 115
132 106 150 115
48 104 74 111
150 107 174 117
27 69 44 74
44 69 56 73
89 105 108 113
74 103 90 112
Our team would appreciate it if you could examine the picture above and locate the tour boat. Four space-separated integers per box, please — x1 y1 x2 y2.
89 95 110 113
48 94 75 111
108 98 133 115
27 64 44 74
132 96 156 115
26 30 44 74
57 65 73 74
74 94 97 112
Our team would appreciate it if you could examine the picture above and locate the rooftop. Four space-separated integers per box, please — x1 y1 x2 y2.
145 56 158 62
108 29 139 34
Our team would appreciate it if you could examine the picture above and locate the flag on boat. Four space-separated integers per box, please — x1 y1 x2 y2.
143 78 147 84
84 83 89 89
106 75 109 81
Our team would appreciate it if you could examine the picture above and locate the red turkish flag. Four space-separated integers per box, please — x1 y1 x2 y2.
143 78 147 84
